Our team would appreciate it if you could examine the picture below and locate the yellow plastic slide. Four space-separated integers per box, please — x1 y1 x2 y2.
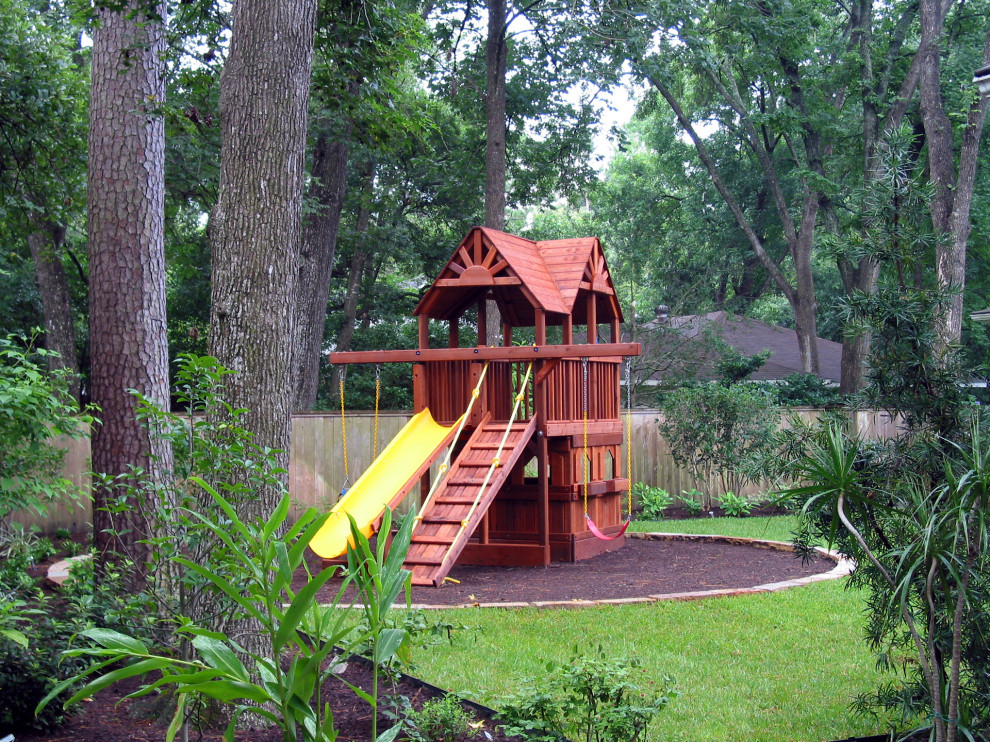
310 408 464 559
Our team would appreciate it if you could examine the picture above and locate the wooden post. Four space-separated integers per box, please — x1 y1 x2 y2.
535 309 546 346
418 315 430 349
586 294 597 344
449 319 459 348
610 318 620 343
413 364 426 413
478 300 488 346
503 323 512 346
563 315 573 344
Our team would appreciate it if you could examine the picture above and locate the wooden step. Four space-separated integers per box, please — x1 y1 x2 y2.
409 535 457 545
403 554 445 566
419 515 468 524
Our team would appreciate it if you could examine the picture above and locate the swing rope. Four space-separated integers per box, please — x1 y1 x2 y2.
373 364 381 461
338 367 350 493
582 357 630 541
626 356 633 521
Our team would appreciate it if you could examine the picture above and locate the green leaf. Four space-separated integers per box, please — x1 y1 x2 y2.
0 628 29 647
192 635 250 682
81 627 150 655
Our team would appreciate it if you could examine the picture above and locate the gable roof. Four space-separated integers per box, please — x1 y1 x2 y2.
414 227 623 325
639 311 843 383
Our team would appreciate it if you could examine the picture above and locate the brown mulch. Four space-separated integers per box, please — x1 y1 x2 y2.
297 533 837 606
12 532 837 742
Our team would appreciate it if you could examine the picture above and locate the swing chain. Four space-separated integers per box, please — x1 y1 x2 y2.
625 357 633 522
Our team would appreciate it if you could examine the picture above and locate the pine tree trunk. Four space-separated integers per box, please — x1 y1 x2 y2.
209 0 317 517
87 0 172 588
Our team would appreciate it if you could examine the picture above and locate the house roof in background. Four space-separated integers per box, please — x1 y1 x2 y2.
640 310 843 383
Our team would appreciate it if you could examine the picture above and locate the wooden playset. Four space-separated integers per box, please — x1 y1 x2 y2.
319 227 640 586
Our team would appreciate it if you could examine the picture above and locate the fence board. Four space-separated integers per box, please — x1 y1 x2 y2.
10 407 904 533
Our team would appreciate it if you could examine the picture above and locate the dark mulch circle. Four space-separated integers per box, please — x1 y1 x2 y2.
298 533 838 607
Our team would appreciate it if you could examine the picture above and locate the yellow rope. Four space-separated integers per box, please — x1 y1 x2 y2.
373 366 381 460
338 371 349 486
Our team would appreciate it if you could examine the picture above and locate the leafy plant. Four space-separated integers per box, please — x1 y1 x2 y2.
498 646 675 742
391 693 478 742
658 383 779 509
718 491 752 518
0 332 90 528
631 482 673 520
39 487 415 742
680 490 705 516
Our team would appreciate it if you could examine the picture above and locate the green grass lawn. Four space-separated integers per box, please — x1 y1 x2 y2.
631 514 803 543
403 516 899 742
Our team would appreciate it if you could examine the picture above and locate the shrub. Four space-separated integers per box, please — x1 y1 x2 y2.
498 646 675 742
680 490 705 515
658 383 779 509
0 332 89 528
631 482 673 520
393 693 477 742
718 491 752 517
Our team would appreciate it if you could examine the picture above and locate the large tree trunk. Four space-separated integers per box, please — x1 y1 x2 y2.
87 0 172 587
209 0 317 518
919 1 990 347
484 0 508 344
292 113 355 411
27 217 80 403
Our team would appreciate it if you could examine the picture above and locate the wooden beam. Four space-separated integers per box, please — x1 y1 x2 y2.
449 319 459 348
418 315 429 349
586 293 597 344
328 343 641 365
477 300 487 345
563 315 573 344
433 277 521 288
535 309 546 345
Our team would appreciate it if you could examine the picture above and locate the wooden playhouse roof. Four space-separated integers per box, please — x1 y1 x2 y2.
414 227 623 326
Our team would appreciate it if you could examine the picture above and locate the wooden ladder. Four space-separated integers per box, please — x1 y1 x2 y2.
406 416 538 586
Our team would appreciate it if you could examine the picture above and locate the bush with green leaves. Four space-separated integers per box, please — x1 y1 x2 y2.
40 490 415 742
658 383 779 509
498 646 675 742
0 331 89 530
680 489 705 515
717 491 752 517
390 693 478 742
769 373 845 408
779 128 990 742
631 482 673 520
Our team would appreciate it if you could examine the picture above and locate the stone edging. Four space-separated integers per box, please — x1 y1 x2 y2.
404 532 854 610
46 554 92 586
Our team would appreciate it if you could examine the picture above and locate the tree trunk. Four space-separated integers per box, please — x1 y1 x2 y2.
292 110 356 411
27 217 80 403
87 0 172 587
919 1 990 347
336 162 376 355
485 0 508 230
209 0 317 517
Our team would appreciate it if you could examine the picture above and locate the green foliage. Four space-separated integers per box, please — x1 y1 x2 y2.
713 346 772 386
770 374 845 408
390 693 477 742
40 488 415 742
498 646 674 742
658 383 779 508
779 132 990 742
631 482 673 520
0 332 88 526
717 491 752 518
680 492 705 516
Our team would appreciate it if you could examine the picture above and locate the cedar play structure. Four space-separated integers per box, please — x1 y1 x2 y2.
310 227 640 587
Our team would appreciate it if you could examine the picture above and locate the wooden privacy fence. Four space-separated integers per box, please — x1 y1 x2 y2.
14 407 902 534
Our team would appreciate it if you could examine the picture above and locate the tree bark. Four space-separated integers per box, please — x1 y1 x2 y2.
27 217 80 403
485 0 508 230
292 118 355 411
87 0 172 587
919 1 990 347
209 0 318 518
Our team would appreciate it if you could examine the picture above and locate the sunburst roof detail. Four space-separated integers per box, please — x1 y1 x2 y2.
414 227 623 326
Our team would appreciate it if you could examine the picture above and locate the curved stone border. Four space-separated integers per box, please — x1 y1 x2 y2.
404 532 854 610
47 554 91 586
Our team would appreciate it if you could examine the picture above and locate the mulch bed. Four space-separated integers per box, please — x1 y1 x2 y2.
13 532 837 742
297 533 837 606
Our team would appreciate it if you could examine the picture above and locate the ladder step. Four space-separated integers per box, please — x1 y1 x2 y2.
403 554 445 566
436 496 480 505
421 515 470 524
410 535 456 545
